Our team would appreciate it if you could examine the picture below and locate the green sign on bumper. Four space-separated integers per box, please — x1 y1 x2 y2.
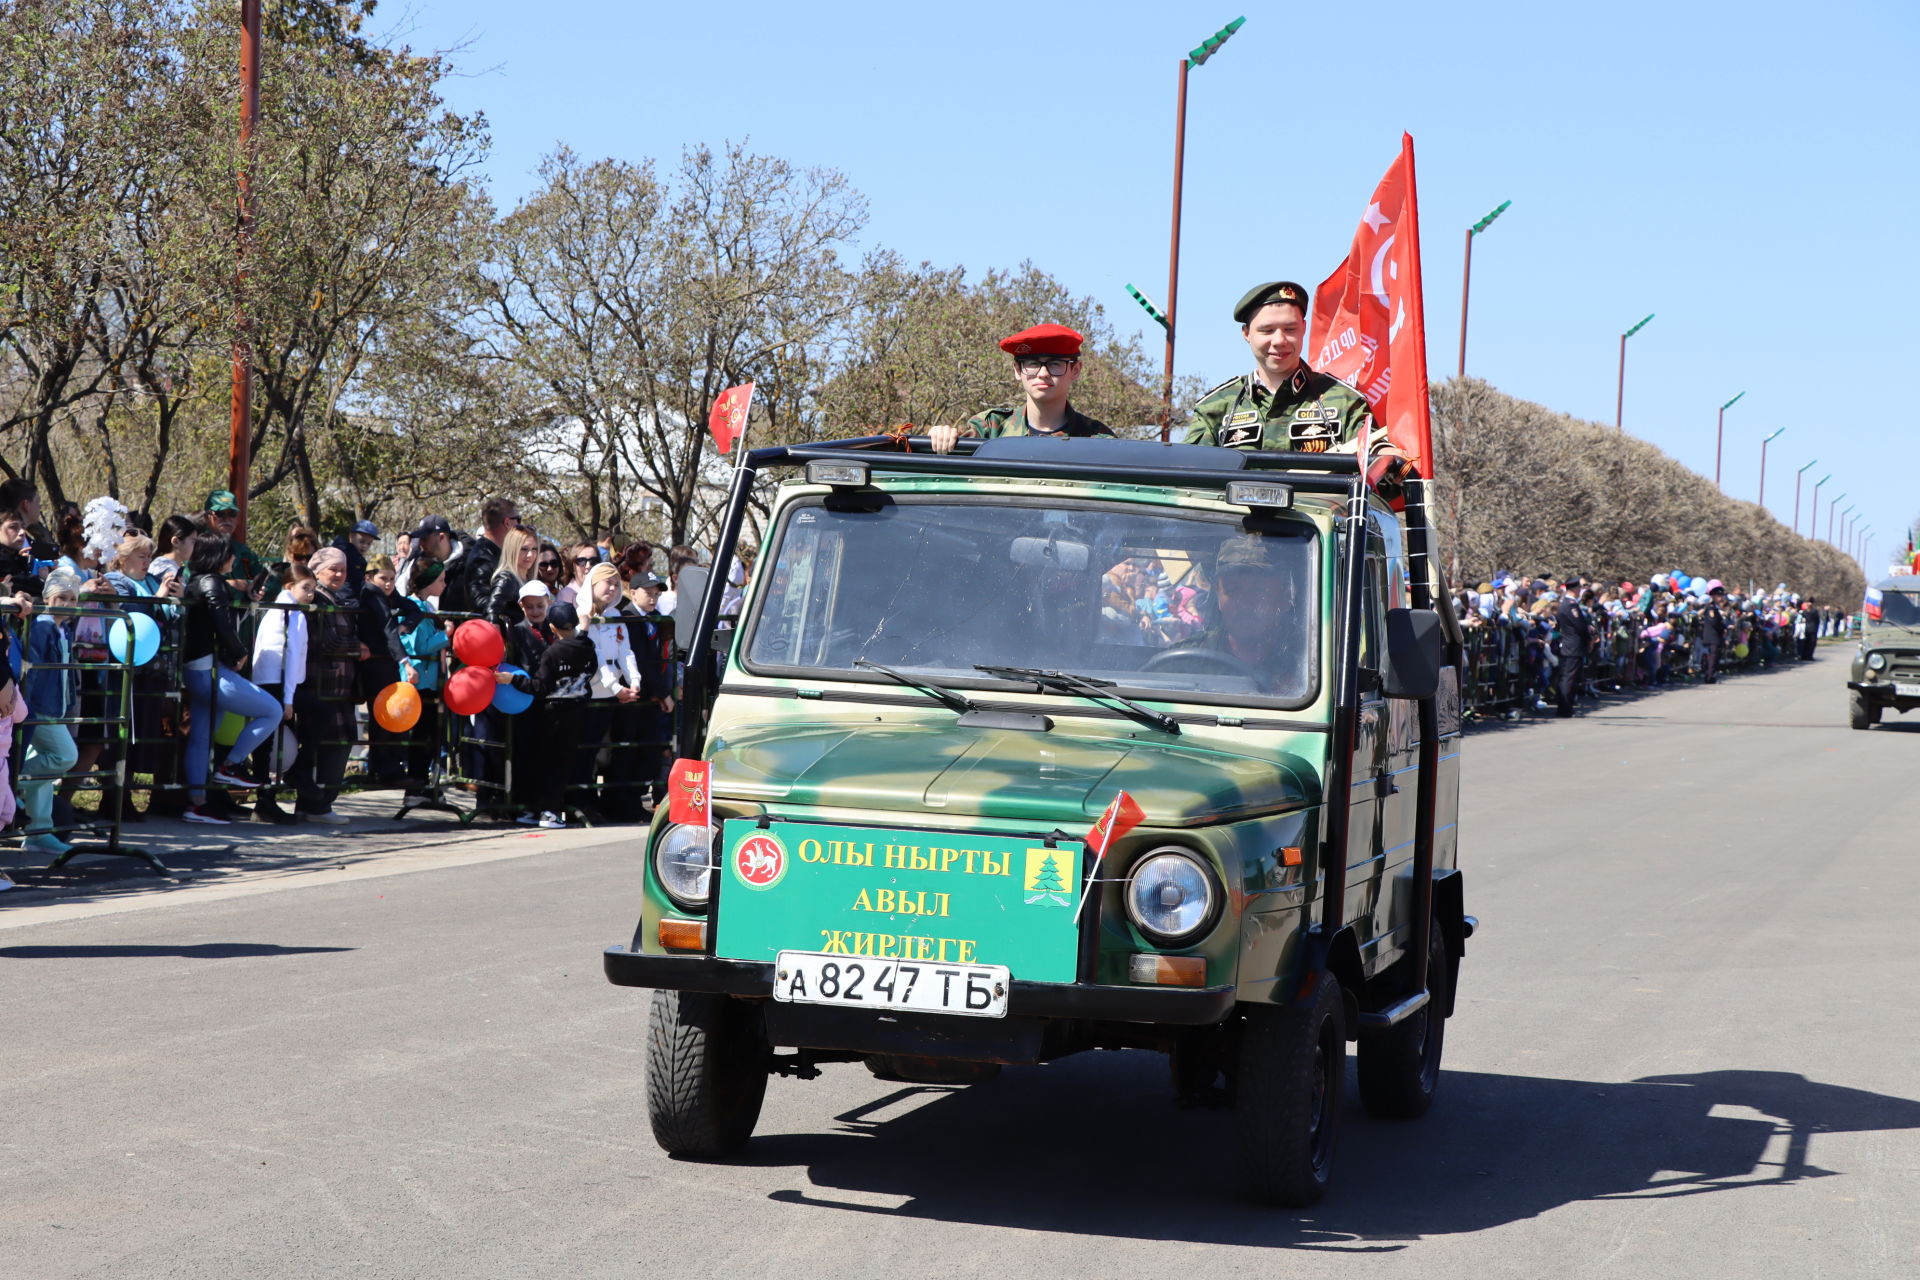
715 820 1087 983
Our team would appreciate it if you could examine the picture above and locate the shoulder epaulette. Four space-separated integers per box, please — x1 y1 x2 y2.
1197 374 1245 401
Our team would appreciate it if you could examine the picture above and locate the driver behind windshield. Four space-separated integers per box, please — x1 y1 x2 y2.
1192 535 1311 696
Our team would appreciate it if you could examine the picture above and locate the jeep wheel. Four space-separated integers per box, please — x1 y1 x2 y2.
646 991 770 1157
1357 926 1449 1119
1231 976 1346 1207
1849 690 1880 730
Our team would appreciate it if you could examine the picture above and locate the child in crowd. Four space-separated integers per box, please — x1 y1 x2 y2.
505 579 553 819
398 558 450 793
20 571 83 854
249 563 316 824
496 601 595 829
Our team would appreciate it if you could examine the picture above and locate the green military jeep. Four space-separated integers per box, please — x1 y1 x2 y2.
605 436 1472 1205
1849 576 1920 729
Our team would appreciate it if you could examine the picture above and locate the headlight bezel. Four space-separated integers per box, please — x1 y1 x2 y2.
1122 847 1223 946
1866 651 1888 671
653 823 717 912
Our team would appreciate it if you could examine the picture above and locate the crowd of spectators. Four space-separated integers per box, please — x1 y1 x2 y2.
0 475 735 886
1452 569 1846 718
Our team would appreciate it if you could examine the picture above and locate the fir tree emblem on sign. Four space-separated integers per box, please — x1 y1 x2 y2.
1023 847 1073 907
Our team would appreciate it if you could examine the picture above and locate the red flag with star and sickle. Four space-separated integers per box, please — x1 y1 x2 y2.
707 382 755 455
1307 134 1434 479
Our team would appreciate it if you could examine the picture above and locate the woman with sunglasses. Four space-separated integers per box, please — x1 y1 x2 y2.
558 543 598 606
534 542 564 594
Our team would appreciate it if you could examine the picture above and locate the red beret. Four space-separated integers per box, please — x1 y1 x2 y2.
999 324 1085 357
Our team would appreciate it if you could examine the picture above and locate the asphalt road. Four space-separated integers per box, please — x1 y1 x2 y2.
3 650 1917 1279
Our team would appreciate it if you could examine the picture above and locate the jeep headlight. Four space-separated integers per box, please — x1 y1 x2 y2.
654 824 716 911
1867 652 1888 670
1124 849 1220 944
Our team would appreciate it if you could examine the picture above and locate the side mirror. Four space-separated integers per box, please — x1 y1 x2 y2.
1382 607 1442 700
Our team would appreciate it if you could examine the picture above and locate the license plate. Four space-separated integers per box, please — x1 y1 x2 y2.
1896 682 1920 697
773 950 1009 1019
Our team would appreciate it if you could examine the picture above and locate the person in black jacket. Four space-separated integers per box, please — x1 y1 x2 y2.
1553 588 1595 718
182 536 282 824
496 601 594 828
1698 586 1727 683
359 552 409 786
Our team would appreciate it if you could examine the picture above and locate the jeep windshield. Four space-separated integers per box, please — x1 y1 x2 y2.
741 496 1320 708
1872 590 1920 628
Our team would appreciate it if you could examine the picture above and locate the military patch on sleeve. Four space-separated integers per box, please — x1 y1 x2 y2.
1219 420 1262 448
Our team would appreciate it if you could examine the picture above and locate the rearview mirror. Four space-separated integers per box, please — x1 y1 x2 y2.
1009 536 1089 573
1382 607 1442 700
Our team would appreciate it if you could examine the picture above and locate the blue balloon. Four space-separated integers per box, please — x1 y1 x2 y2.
107 612 161 666
492 662 533 715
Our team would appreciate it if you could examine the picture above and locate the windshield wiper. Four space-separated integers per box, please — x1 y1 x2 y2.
974 664 1180 735
854 658 978 716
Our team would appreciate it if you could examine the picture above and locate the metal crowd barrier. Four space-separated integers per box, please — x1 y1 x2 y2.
5 590 680 871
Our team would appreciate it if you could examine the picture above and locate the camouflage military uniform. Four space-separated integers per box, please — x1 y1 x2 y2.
1184 364 1379 453
964 403 1114 440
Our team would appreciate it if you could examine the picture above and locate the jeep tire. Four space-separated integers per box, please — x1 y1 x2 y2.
646 991 770 1157
1231 975 1346 1207
1849 690 1880 730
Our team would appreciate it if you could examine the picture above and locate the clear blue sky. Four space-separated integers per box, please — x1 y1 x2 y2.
390 0 1917 575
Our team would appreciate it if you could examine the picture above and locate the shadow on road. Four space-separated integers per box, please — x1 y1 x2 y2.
742 1055 1920 1249
0 942 356 959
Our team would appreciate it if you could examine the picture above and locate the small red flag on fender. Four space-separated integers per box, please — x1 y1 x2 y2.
1086 791 1145 856
707 382 755 455
1075 791 1144 923
667 758 711 828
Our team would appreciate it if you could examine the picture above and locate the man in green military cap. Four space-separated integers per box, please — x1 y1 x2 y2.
203 489 267 597
928 324 1115 454
1186 281 1382 456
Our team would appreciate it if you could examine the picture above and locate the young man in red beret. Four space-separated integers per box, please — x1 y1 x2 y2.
929 324 1115 453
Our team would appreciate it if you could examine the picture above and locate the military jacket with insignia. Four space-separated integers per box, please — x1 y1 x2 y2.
1184 365 1378 454
964 403 1114 440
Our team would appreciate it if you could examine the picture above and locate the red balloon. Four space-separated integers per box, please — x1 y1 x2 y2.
444 665 495 716
452 618 505 668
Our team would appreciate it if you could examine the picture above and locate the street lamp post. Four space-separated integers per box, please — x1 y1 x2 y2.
1758 427 1785 510
1616 313 1655 431
1838 504 1855 549
1792 458 1817 535
1830 495 1846 543
1153 16 1245 441
1714 390 1745 489
1809 473 1830 539
1457 199 1511 377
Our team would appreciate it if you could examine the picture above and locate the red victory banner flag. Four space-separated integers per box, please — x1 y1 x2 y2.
1074 791 1145 923
1307 133 1434 479
707 382 755 455
667 758 712 830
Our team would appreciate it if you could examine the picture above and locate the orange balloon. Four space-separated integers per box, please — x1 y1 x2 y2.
373 681 422 733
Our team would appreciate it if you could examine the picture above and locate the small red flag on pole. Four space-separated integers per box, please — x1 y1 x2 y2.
667 758 711 831
707 382 755 455
1074 791 1145 923
1307 134 1434 479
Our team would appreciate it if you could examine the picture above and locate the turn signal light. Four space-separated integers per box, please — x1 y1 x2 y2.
1128 953 1208 987
1279 846 1303 867
659 919 708 952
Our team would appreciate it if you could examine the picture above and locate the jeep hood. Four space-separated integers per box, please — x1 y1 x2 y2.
707 720 1316 828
